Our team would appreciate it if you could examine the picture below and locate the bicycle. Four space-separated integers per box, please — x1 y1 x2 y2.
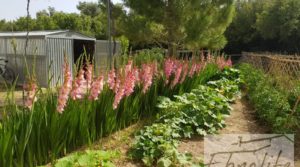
0 58 16 85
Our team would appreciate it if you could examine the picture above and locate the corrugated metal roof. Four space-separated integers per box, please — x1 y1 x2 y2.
0 30 68 37
0 30 96 40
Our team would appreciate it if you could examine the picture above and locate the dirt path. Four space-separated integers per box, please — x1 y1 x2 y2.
178 97 300 166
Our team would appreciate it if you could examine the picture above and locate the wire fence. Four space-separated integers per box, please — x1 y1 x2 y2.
240 52 300 79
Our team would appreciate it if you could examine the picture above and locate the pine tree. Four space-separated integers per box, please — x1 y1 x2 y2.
123 0 235 54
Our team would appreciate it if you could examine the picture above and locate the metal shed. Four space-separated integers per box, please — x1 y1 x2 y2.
0 30 96 87
95 40 121 72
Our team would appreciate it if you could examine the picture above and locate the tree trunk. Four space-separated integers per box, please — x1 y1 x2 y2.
166 0 176 57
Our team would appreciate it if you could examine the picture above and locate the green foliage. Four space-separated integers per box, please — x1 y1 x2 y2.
123 0 235 50
0 4 117 40
157 85 231 137
131 68 241 166
130 123 191 167
238 63 300 133
77 1 101 17
225 0 300 53
39 150 118 167
207 78 240 102
207 67 242 101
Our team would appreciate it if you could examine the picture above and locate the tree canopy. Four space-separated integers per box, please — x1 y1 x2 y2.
123 0 235 53
0 0 237 52
224 0 300 53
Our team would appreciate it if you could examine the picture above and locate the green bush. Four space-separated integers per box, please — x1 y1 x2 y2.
238 63 299 133
157 85 231 137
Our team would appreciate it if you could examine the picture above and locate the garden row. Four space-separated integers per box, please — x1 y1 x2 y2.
0 50 231 167
130 68 242 166
238 64 300 133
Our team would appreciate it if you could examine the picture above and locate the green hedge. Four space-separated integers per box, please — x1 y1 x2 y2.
238 63 300 133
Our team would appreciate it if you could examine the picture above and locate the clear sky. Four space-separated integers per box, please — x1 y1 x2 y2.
0 0 122 21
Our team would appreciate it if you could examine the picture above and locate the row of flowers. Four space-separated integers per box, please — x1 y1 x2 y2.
23 55 232 113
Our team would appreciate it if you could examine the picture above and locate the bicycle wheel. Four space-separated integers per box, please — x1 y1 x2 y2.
3 68 16 85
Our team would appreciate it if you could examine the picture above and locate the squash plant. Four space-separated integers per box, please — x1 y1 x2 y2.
130 68 241 167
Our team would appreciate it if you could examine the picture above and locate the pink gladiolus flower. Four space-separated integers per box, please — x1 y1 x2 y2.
171 62 183 88
57 60 72 113
107 69 116 90
133 67 140 84
89 75 104 100
201 55 205 63
70 69 86 100
85 64 93 89
180 62 189 83
215 56 229 70
125 60 133 74
113 81 125 109
196 63 202 73
164 58 174 84
140 63 154 93
114 76 121 94
188 63 197 77
207 54 212 63
226 58 232 67
23 79 38 110
124 71 136 97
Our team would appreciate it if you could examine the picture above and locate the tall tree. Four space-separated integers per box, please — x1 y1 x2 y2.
124 0 235 54
99 0 126 55
255 0 300 51
77 1 101 17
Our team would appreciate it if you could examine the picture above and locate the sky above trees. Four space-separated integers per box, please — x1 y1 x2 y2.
0 0 121 20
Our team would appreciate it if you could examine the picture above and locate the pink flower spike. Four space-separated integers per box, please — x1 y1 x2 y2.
107 69 116 90
226 58 232 67
56 59 72 113
188 63 197 77
140 63 154 93
70 69 86 100
171 61 183 88
89 75 104 101
125 60 133 74
164 58 174 84
196 63 202 74
113 83 125 110
24 79 38 110
85 63 93 89
124 71 136 97
180 62 189 83
133 67 140 84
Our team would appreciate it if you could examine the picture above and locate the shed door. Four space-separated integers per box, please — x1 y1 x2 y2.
46 38 73 87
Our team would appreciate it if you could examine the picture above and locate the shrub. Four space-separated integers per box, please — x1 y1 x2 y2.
238 63 300 133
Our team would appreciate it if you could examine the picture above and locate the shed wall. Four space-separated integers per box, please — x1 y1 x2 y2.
46 38 73 87
94 40 121 72
0 38 48 86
